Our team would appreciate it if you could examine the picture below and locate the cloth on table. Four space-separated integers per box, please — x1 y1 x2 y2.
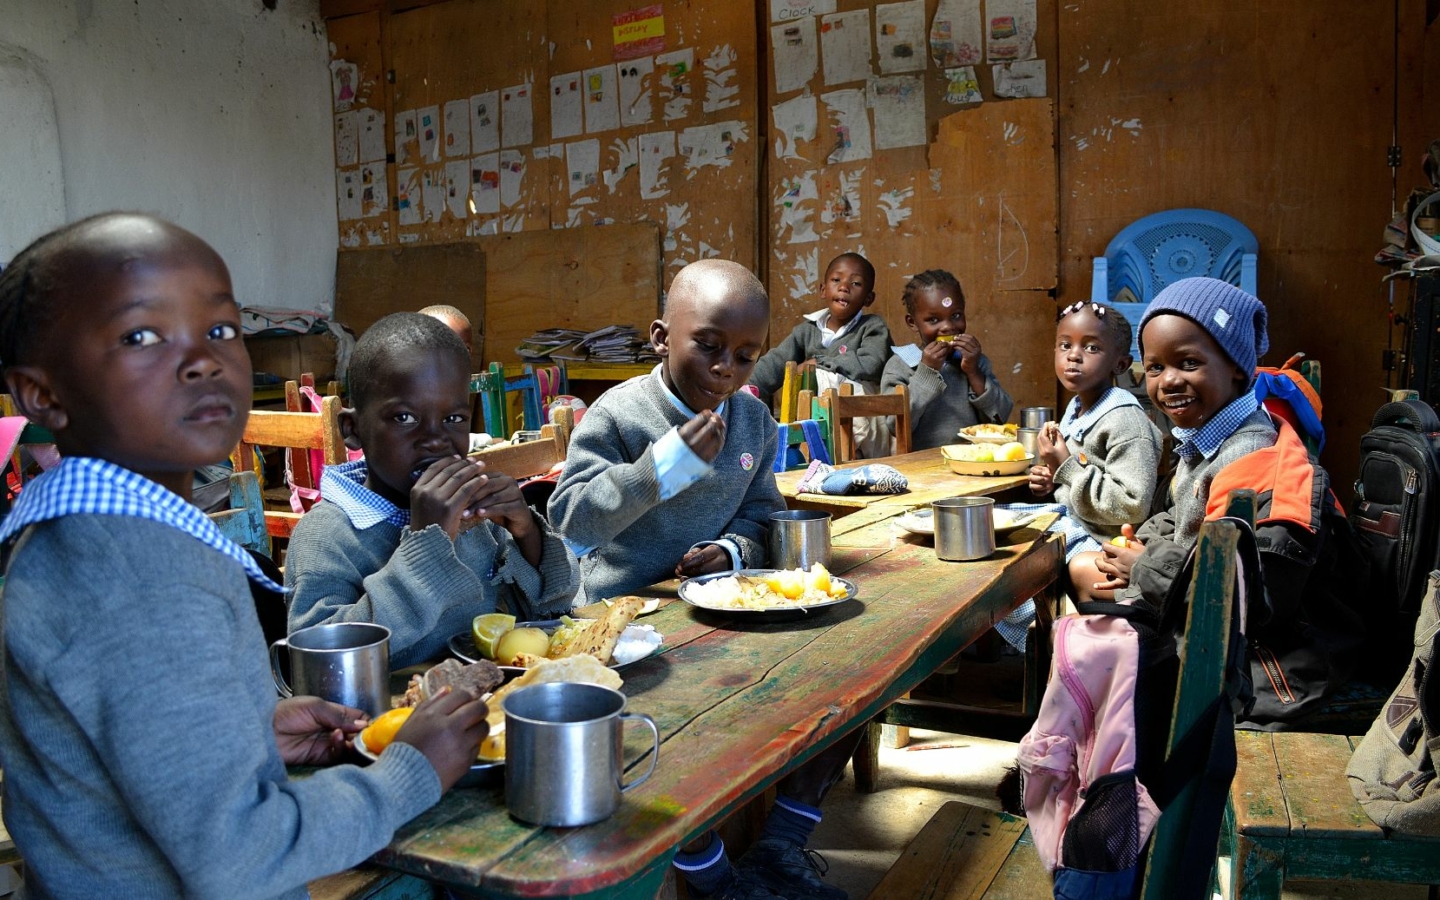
992 502 1103 651
792 459 908 495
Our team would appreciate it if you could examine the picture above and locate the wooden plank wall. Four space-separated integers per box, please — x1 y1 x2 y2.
1057 0 1428 497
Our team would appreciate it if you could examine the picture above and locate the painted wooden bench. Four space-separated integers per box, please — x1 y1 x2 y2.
308 866 435 900
1223 731 1440 899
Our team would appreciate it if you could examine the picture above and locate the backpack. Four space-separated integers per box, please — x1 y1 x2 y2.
1346 570 1440 834
1351 399 1440 617
1016 522 1257 899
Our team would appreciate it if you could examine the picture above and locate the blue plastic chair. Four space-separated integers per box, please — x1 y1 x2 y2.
1091 208 1259 360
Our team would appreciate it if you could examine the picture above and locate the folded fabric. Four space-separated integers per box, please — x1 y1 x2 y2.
794 459 908 495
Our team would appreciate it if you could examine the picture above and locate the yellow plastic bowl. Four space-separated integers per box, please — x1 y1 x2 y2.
940 445 1033 476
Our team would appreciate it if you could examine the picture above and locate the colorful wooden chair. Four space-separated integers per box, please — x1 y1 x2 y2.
818 383 910 462
234 395 346 541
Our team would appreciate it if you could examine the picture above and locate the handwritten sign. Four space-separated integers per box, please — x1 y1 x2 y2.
770 0 836 23
613 5 665 60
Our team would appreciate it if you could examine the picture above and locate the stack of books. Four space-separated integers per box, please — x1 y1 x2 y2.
515 326 660 364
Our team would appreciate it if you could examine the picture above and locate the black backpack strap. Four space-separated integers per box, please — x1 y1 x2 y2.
1372 399 1440 433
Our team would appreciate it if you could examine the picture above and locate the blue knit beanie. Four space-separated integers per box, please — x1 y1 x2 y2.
1138 277 1269 384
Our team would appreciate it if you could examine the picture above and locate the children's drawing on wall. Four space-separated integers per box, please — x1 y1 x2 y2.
358 108 386 163
470 153 501 215
499 149 526 208
395 109 417 165
397 167 422 225
567 139 601 196
360 163 388 217
584 65 620 133
819 169 862 227
703 45 741 113
618 57 655 127
470 91 499 154
771 93 817 160
445 159 470 217
679 121 746 171
875 0 926 74
603 136 638 192
417 105 440 162
775 171 820 244
820 9 872 86
943 66 983 104
930 0 983 67
443 100 470 157
769 0 835 22
867 75 925 149
655 48 694 120
550 72 584 140
822 87 873 162
336 169 362 221
771 17 818 93
612 5 666 60
993 60 1045 98
421 168 445 223
985 0 1037 62
334 111 358 167
330 61 358 111
501 84 534 149
639 130 676 199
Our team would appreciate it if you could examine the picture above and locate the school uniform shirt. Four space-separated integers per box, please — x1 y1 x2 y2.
285 460 579 668
749 312 893 397
881 346 1014 450
1051 387 1164 540
549 368 784 604
0 457 440 899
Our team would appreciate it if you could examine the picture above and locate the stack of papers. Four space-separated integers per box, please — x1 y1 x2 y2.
516 328 587 362
516 325 660 364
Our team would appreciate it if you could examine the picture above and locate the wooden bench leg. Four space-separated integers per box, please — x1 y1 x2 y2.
852 718 881 793
1233 837 1283 900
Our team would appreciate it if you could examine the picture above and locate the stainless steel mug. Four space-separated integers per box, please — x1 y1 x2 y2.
269 622 391 718
1020 407 1056 429
503 682 660 827
932 497 996 561
768 510 832 570
1017 427 1041 458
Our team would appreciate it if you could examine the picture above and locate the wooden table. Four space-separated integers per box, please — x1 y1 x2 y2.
362 518 1063 899
775 447 1029 535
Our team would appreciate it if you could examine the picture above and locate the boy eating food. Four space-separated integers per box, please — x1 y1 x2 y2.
285 312 578 668
0 213 488 898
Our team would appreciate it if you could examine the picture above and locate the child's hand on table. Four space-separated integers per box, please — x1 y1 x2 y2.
679 409 726 463
676 544 730 578
1092 524 1144 592
1037 423 1070 471
1028 464 1054 497
394 686 490 792
273 696 369 766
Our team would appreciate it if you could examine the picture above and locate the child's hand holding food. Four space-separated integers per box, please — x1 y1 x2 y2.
678 409 726 463
1092 524 1143 591
393 687 490 792
1028 464 1054 496
410 456 493 539
1037 421 1069 470
273 696 369 766
920 338 955 371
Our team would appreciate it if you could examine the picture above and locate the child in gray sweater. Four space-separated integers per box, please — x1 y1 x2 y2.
286 313 578 668
0 214 487 899
881 269 1014 449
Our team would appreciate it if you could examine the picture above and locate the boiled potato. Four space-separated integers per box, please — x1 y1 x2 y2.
494 627 550 665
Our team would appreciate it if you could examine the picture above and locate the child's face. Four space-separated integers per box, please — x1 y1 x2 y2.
821 257 875 328
1140 314 1249 430
342 347 472 507
651 293 769 413
906 284 966 345
1055 307 1129 397
7 228 250 497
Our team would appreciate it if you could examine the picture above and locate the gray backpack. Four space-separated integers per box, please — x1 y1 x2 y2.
1346 570 1440 833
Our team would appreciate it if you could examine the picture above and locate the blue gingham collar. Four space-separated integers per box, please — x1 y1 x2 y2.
1059 386 1141 444
1171 390 1261 461
0 457 283 592
320 459 411 529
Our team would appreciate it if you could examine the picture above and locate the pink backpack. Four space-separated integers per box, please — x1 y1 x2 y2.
287 384 362 514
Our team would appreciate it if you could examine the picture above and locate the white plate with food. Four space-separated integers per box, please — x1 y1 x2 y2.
448 597 662 674
895 508 1042 536
678 566 858 619
448 621 661 673
956 423 1019 444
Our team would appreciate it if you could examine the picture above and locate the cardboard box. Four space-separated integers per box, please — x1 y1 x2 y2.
244 332 338 384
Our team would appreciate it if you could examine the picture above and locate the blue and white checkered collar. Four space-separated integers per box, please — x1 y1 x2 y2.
0 456 283 592
1171 390 1261 461
320 459 411 529
1059 386 1141 444
652 364 726 418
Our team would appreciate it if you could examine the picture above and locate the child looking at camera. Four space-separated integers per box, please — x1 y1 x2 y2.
285 312 578 669
0 214 488 898
882 269 1014 449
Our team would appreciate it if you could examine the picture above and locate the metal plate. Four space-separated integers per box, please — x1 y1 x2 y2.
677 569 859 619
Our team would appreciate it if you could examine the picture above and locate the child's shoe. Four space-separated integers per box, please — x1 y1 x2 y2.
697 866 787 899
736 838 848 900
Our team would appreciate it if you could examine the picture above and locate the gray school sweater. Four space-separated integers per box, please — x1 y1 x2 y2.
749 314 894 397
0 516 440 900
880 353 1014 450
286 504 578 668
1052 403 1164 540
549 373 784 603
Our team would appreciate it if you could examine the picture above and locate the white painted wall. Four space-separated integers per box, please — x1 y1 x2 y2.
0 0 337 314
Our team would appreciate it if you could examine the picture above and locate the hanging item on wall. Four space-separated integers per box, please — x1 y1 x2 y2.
394 110 417 166
584 65 620 133
470 153 501 216
654 48 695 120
771 16 819 94
499 149 526 208
613 5 666 61
336 169 362 221
443 100 470 157
993 60 1045 98
334 111 359 167
330 61 358 111
876 0 926 74
820 9 872 86
930 0 982 68
867 75 925 149
821 88 872 163
358 109 386 164
550 72 584 140
470 91 499 155
770 0 835 23
396 167 422 225
567 139 601 196
360 163 388 217
501 84 533 149
772 93 817 160
416 105 440 162
639 131 676 199
943 66 983 104
618 58 655 127
985 0 1037 62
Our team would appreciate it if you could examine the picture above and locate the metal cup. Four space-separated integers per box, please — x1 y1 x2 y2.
1020 407 1055 429
932 497 996 561
1017 427 1041 457
768 510 832 570
269 622 391 718
504 682 660 827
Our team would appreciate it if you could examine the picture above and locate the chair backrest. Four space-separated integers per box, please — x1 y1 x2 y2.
458 422 567 534
1092 208 1260 361
778 360 818 424
819 383 910 462
206 470 271 558
235 395 346 539
777 389 833 471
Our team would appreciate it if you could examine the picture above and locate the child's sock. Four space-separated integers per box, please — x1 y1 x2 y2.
761 795 822 847
672 831 731 895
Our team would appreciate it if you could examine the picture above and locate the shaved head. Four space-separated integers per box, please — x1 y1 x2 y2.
665 259 768 318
